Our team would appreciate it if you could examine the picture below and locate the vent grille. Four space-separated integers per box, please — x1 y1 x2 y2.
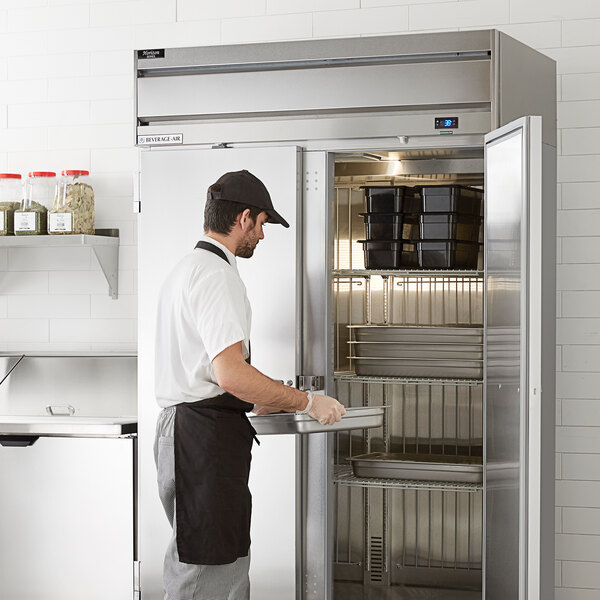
369 536 384 582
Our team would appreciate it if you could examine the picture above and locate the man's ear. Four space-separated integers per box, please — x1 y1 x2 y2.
238 208 253 231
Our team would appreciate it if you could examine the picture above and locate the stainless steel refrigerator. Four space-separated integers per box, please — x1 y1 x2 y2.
136 30 556 600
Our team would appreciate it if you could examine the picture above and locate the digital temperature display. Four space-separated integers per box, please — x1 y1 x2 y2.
435 117 459 129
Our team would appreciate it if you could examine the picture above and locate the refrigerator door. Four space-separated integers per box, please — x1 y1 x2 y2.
484 116 555 600
138 146 301 599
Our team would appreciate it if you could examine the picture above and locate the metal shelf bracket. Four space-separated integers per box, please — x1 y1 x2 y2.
92 243 119 299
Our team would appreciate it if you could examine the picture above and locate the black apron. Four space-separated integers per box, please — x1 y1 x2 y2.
173 241 258 566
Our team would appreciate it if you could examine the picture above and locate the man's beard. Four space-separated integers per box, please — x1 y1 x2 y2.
236 235 258 258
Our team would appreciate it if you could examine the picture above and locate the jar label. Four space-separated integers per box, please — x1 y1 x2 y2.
14 211 37 232
49 212 73 233
0 211 4 232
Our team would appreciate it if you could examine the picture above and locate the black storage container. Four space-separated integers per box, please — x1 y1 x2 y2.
363 186 420 213
359 212 404 240
421 186 483 215
418 240 480 269
360 240 414 269
419 213 482 242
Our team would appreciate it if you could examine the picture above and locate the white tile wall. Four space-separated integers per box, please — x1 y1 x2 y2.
556 533 600 561
178 0 265 22
267 0 359 14
222 13 313 44
563 508 600 534
314 6 409 37
563 293 600 317
562 183 600 210
90 0 176 27
410 0 509 30
562 561 600 589
494 21 562 49
7 295 90 319
0 2 599 596
7 5 89 32
563 346 600 372
562 18 600 47
562 74 600 101
563 454 600 480
557 427 600 454
563 128 600 156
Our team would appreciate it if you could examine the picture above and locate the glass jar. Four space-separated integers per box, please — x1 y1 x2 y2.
15 171 55 236
0 174 22 236
49 170 95 235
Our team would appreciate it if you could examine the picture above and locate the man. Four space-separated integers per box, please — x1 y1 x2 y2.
154 169 345 600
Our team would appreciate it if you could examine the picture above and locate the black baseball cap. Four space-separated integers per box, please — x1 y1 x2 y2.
207 170 290 228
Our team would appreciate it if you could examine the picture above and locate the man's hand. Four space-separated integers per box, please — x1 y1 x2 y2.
307 394 346 425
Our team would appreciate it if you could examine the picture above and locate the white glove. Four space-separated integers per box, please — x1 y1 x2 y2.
299 391 346 425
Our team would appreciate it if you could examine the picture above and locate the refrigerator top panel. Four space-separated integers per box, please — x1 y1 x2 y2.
135 30 556 148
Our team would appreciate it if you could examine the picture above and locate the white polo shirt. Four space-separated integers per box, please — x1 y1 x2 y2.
155 235 252 408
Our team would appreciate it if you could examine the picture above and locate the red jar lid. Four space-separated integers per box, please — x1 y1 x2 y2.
0 173 22 179
28 171 56 177
62 170 89 176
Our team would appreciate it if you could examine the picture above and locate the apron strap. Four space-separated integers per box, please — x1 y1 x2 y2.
194 240 230 265
195 241 252 365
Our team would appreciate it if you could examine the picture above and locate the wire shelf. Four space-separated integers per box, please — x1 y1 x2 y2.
333 269 484 279
333 467 482 493
334 373 483 386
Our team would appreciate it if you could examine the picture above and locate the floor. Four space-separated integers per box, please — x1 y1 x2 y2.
334 582 482 600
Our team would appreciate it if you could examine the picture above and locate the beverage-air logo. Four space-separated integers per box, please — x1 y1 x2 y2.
137 49 165 59
137 134 183 146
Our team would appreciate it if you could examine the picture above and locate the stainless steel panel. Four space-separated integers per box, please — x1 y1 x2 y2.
300 433 335 600
138 147 301 600
136 111 492 148
0 356 137 418
538 143 556 600
351 325 484 345
137 60 491 121
136 31 493 72
250 406 384 435
349 452 483 484
0 416 137 437
0 437 134 600
484 119 526 599
484 117 556 600
349 342 483 360
352 357 483 379
494 32 557 148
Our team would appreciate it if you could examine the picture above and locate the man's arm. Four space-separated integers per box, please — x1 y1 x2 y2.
212 342 308 412
212 342 345 424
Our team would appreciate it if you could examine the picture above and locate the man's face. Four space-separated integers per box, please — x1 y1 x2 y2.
236 211 269 258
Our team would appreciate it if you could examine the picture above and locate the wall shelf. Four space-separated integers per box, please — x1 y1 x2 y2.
0 229 120 299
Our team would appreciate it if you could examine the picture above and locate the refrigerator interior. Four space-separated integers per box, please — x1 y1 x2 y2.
330 148 484 599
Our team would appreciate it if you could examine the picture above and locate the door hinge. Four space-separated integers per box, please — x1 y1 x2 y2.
297 375 324 392
133 560 141 600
